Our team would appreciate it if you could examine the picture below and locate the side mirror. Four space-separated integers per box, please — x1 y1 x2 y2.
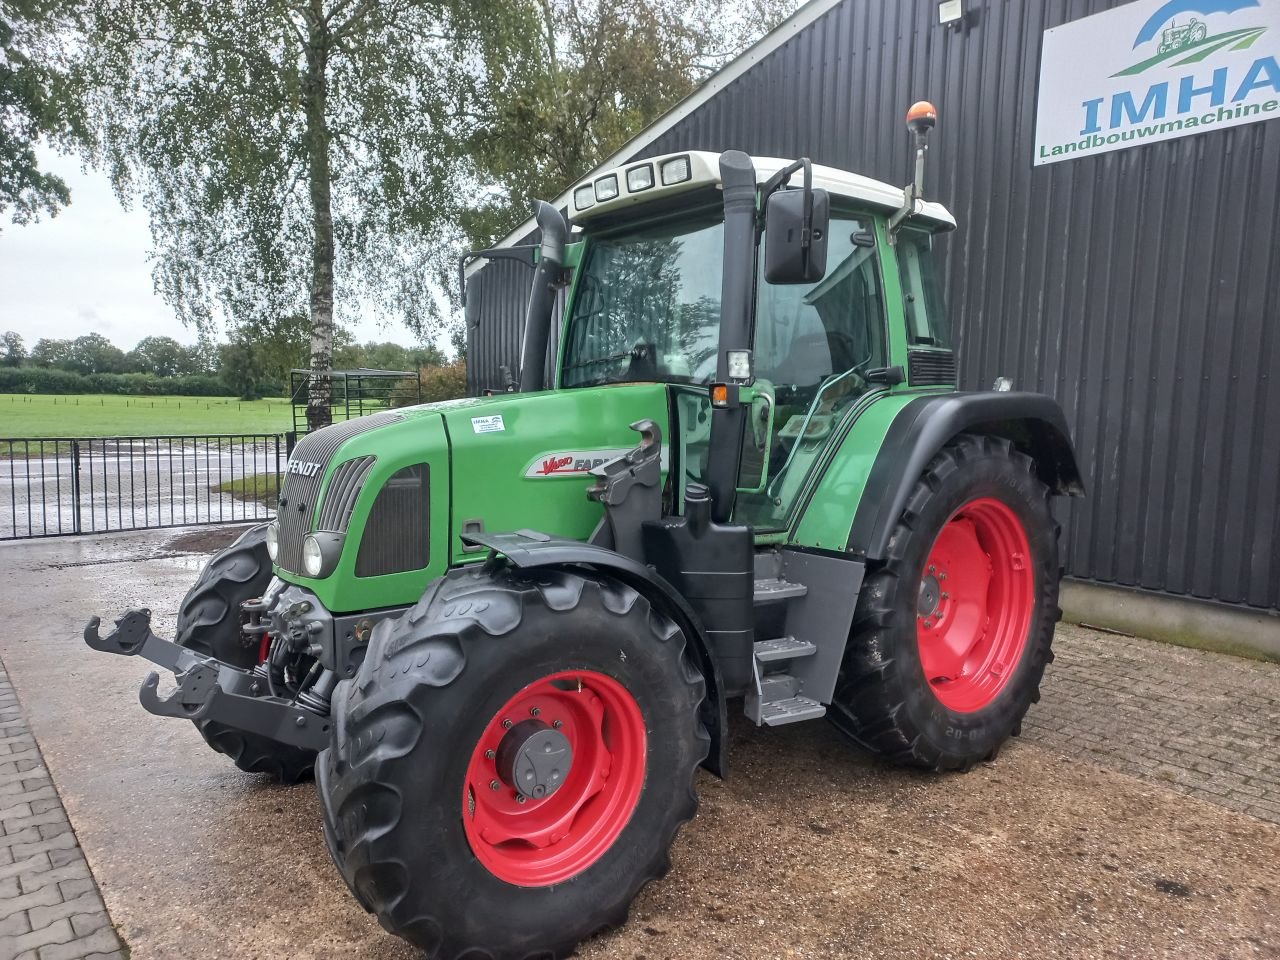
763 185 829 284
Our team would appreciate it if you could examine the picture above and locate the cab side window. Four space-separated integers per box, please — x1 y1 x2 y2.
897 230 951 348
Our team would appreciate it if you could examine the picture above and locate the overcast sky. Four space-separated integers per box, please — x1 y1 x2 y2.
0 151 425 351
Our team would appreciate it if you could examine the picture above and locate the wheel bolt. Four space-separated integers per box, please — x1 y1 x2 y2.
529 706 541 716
489 780 500 791
942 592 950 599
484 749 495 760
515 794 527 804
552 720 563 729
502 718 513 729
923 619 933 628
928 564 936 573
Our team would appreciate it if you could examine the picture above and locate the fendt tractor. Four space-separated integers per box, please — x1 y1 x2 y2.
85 103 1083 959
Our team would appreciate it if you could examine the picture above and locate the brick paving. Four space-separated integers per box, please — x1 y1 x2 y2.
0 662 124 960
1024 622 1280 825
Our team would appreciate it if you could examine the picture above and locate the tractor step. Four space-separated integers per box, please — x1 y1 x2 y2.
757 696 826 726
752 578 808 604
753 636 816 662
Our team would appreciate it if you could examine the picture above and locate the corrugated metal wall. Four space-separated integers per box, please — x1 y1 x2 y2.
468 0 1280 611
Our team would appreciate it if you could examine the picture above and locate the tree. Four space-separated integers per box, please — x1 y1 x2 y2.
64 332 126 373
217 338 266 400
449 325 467 362
76 0 504 429
0 0 84 228
28 336 71 367
127 334 196 376
462 0 797 248
1 330 25 366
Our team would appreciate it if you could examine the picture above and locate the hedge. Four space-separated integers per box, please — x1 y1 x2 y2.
0 368 233 397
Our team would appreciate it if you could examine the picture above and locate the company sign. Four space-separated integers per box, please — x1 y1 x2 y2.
1035 0 1280 165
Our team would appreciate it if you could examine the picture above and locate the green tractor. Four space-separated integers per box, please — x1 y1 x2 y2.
85 103 1082 959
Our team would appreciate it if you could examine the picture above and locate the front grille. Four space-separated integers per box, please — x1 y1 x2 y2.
277 412 404 573
315 456 376 532
908 349 957 387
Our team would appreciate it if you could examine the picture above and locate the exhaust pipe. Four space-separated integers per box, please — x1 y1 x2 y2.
518 201 570 393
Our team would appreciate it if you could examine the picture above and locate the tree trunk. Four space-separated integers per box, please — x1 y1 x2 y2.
304 2 335 432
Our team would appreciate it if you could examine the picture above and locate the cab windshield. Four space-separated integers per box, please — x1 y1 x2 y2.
560 212 724 388
560 208 886 399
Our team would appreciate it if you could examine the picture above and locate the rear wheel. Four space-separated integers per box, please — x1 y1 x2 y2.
174 523 316 783
320 565 708 960
829 434 1060 770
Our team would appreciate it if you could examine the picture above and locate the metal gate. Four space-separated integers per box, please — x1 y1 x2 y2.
1 434 285 540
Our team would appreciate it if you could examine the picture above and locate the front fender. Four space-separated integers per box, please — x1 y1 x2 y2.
846 391 1085 561
461 531 729 779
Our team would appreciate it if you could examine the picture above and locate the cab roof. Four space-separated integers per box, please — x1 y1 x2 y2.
569 150 956 231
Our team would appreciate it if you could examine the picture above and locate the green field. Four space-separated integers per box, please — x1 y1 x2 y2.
0 393 293 438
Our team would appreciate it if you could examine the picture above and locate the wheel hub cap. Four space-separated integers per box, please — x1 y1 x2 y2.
917 574 942 618
916 497 1035 713
462 670 647 887
496 719 572 800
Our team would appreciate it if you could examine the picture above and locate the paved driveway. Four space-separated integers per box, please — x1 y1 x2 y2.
0 527 1276 960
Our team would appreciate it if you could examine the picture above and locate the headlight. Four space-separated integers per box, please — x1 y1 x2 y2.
594 174 619 202
626 164 654 192
265 522 279 562
302 535 324 577
660 155 691 185
300 531 345 578
573 184 595 211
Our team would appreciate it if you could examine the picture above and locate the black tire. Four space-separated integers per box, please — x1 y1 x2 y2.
829 434 1060 771
174 523 316 784
319 564 708 960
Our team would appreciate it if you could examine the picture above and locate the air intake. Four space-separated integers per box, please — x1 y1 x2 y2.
907 349 957 387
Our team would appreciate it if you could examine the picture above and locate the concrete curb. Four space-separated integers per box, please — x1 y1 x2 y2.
1061 579 1280 663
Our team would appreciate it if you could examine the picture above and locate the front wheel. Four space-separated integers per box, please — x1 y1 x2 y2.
319 566 708 960
829 434 1060 770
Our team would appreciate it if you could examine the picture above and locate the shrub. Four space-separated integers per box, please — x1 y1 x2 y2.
0 367 235 397
394 361 468 406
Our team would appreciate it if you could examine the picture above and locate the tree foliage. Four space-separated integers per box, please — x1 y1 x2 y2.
0 0 83 228
1 329 25 365
128 335 199 377
461 0 797 248
75 0 495 424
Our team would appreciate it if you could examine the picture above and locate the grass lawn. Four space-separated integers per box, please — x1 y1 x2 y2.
213 473 280 505
0 393 293 438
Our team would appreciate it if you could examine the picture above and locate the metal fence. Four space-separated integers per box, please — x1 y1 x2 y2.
1 434 285 540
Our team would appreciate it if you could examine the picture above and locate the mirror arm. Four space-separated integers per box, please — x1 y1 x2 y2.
761 157 817 268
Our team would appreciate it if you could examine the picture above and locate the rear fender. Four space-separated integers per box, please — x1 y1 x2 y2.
846 391 1085 561
461 531 729 778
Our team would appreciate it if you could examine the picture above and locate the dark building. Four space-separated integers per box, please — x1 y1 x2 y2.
465 0 1280 618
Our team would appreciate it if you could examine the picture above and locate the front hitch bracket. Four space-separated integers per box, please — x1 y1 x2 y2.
84 609 331 752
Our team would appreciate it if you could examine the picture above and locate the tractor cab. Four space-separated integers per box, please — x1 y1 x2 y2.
553 148 958 535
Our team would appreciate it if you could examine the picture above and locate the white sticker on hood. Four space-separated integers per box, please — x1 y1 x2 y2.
471 414 505 434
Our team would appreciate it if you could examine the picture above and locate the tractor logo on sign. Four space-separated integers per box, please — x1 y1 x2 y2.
1114 0 1267 75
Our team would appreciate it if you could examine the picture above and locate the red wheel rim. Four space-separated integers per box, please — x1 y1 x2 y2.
916 497 1035 713
462 670 646 886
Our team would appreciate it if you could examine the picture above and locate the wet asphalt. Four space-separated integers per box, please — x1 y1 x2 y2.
0 526 1276 960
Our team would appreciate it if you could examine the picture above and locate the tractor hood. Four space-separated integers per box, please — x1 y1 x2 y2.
272 383 670 614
